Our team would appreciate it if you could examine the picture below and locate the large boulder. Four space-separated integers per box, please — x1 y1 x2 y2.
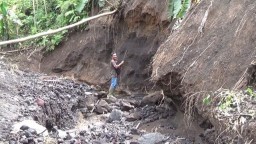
141 91 163 106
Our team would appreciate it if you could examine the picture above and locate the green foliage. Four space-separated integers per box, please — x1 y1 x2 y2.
168 0 192 19
203 94 211 105
98 0 106 8
219 93 234 110
0 1 9 40
0 2 7 15
0 0 106 51
177 0 191 18
76 0 89 13
246 87 256 97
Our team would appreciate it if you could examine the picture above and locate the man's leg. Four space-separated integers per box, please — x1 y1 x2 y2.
108 77 117 97
112 77 117 94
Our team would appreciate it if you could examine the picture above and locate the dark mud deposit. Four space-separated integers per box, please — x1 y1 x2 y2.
0 59 210 144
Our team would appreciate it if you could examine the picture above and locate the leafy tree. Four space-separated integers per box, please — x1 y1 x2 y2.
0 0 106 51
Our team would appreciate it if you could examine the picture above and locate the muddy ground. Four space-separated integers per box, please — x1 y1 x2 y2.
0 58 214 144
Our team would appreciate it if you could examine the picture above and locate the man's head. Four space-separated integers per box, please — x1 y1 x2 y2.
112 53 117 60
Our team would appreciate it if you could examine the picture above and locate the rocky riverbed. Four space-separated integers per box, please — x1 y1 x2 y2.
0 59 205 144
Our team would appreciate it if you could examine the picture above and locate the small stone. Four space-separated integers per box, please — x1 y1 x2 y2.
138 133 167 144
95 100 112 114
20 125 29 131
9 140 17 144
79 108 87 114
24 131 33 138
20 138 28 143
104 96 117 104
69 139 76 144
130 128 140 135
28 128 37 135
79 130 87 136
120 101 134 111
95 91 107 99
58 138 64 143
27 137 35 143
37 137 44 142
85 96 97 110
108 109 122 122
125 112 141 122
28 106 37 111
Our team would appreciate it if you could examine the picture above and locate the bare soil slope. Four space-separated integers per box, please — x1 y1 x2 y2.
152 0 256 142
40 0 170 91
152 0 256 91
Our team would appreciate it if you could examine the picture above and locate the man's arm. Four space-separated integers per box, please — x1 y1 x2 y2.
111 60 124 69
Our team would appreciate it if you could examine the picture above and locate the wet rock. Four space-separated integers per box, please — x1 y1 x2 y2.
79 130 87 136
27 137 35 144
20 137 28 143
24 131 33 138
95 100 111 114
108 109 122 122
20 125 29 131
125 112 141 122
79 108 87 115
27 128 37 135
58 138 64 143
130 128 141 135
9 140 17 144
138 133 167 144
64 132 72 140
69 139 77 144
120 101 134 111
85 96 97 110
77 97 86 108
141 91 163 106
125 99 140 107
95 91 107 99
28 106 37 112
37 137 43 143
104 96 117 104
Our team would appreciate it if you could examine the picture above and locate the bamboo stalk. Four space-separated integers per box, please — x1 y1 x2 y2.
32 0 37 30
43 0 47 16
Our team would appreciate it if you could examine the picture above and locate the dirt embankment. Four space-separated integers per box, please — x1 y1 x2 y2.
152 0 256 143
38 0 170 92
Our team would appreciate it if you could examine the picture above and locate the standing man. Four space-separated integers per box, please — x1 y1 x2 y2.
108 53 124 97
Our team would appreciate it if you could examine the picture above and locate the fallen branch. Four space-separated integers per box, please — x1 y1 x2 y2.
0 48 32 55
0 10 117 46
